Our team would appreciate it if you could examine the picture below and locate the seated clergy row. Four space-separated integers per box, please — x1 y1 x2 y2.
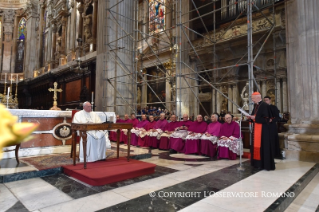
109 113 242 160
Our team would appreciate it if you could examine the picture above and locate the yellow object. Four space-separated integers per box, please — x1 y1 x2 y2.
0 104 39 159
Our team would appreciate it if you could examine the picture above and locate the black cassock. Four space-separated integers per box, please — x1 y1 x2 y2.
250 101 275 170
269 104 281 158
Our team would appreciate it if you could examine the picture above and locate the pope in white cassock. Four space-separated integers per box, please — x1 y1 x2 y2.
72 101 111 162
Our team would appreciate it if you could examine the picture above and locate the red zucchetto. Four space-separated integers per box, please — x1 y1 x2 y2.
252 92 261 96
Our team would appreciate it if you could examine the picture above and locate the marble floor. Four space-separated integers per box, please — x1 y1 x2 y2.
0 144 318 212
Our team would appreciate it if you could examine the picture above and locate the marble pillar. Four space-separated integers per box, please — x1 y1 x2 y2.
96 0 134 113
232 83 238 114
276 79 282 112
282 78 288 113
24 3 39 79
176 0 191 118
228 85 233 112
285 0 319 163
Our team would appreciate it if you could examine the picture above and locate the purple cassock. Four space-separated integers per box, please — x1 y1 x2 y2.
109 119 123 141
120 119 131 144
200 121 222 158
179 120 193 129
131 120 149 146
218 121 240 160
184 121 208 154
158 121 180 150
149 119 168 148
138 120 157 147
169 120 193 153
129 118 139 127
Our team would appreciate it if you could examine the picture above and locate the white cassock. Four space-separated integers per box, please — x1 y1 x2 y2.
73 110 111 162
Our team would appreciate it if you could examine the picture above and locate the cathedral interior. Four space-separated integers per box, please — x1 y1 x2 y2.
1 1 319 211
0 0 288 118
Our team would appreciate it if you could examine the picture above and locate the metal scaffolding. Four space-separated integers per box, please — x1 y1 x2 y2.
103 0 280 117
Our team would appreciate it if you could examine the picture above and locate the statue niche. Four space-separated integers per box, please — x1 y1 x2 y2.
84 14 93 43
55 26 63 62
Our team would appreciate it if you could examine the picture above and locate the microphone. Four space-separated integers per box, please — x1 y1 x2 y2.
102 111 112 123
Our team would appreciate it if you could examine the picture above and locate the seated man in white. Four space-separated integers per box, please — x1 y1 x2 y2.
73 101 111 162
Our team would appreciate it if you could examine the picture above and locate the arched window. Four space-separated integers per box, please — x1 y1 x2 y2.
15 17 27 73
18 17 27 40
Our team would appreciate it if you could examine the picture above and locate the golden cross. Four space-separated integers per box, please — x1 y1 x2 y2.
48 82 63 110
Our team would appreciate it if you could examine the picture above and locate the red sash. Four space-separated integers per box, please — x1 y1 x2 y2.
253 122 262 160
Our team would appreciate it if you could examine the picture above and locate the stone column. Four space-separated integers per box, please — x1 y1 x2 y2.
282 78 288 113
60 17 67 65
76 3 84 58
212 88 216 112
276 79 282 112
2 9 15 73
142 72 147 108
165 75 172 111
228 85 233 113
232 83 238 114
10 15 19 73
24 2 39 79
96 0 135 113
261 80 267 97
176 0 191 118
38 4 45 67
92 0 98 50
68 0 76 61
285 0 319 163
216 86 221 113
51 24 57 69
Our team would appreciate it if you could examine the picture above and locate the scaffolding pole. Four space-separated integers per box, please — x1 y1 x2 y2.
102 0 279 118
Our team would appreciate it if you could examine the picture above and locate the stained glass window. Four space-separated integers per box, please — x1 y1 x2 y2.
18 17 27 40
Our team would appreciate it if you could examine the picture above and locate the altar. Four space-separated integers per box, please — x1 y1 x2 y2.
2 109 116 159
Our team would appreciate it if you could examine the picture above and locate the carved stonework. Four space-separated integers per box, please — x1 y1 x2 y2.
83 14 93 43
3 9 15 22
255 17 273 31
26 1 38 18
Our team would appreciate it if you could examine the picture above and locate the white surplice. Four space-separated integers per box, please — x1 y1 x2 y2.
73 110 111 162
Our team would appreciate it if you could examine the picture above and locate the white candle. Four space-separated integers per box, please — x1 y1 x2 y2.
5 73 7 83
10 74 13 85
7 87 10 98
91 92 94 102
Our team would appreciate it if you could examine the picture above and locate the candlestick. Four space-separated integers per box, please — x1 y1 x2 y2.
16 74 18 83
91 92 94 102
7 86 10 99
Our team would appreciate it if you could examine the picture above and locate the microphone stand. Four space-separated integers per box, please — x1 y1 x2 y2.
237 109 245 171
